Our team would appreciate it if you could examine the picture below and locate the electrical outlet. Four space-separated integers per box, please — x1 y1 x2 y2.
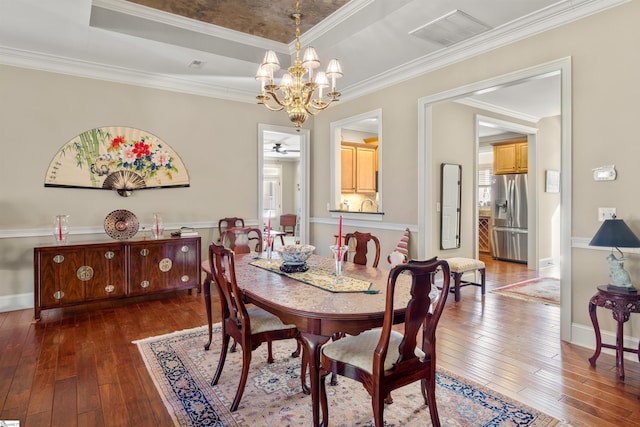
598 207 616 221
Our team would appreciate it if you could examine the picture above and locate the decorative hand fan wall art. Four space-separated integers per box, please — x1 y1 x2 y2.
44 126 190 196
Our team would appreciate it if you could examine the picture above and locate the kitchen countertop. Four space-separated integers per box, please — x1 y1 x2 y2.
329 209 384 214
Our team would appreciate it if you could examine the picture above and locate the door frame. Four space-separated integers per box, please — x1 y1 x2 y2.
417 57 572 341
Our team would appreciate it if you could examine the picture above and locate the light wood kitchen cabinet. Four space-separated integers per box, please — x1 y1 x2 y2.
341 145 356 193
493 140 528 174
341 142 378 194
34 236 200 320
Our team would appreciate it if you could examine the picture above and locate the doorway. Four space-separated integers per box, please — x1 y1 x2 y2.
417 58 572 341
258 124 310 243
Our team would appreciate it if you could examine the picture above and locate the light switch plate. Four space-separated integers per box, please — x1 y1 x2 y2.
598 207 616 221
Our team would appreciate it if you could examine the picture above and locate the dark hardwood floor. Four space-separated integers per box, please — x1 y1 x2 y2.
0 257 638 426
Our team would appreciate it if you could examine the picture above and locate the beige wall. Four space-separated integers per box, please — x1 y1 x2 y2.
1 1 639 345
0 66 292 303
310 1 640 341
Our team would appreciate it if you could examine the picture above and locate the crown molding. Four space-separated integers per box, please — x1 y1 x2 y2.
341 0 629 101
0 46 254 103
0 0 628 104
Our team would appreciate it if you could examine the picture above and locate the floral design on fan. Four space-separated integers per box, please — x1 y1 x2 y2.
108 135 176 179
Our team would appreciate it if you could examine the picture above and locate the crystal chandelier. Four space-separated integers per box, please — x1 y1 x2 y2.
255 0 343 128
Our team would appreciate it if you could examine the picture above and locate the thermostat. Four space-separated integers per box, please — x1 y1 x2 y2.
593 165 616 181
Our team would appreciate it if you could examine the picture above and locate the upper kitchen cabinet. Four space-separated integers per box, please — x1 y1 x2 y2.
493 139 528 174
341 141 377 193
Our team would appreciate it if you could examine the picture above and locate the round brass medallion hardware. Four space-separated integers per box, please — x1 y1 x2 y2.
181 245 190 253
159 258 172 272
53 255 64 264
140 280 150 288
140 248 149 256
77 266 94 281
53 290 65 300
105 284 115 293
181 275 189 282
105 251 115 259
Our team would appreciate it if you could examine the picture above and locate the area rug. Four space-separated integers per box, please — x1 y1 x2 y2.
134 325 567 427
491 277 560 305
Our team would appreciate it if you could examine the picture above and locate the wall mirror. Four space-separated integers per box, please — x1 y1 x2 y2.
330 109 382 214
441 163 461 249
258 124 309 243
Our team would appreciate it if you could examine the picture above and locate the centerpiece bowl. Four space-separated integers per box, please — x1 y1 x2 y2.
276 244 315 272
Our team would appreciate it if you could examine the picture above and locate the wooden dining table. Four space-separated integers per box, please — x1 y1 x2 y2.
203 252 412 427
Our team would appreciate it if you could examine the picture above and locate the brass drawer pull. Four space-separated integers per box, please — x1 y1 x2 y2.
77 266 94 281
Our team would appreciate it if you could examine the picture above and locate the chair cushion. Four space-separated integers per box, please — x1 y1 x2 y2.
247 305 296 334
322 329 425 374
445 257 485 273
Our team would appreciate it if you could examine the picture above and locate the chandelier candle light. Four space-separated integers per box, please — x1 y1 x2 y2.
255 0 342 127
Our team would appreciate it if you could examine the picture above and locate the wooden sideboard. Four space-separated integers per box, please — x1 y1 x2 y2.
33 236 201 320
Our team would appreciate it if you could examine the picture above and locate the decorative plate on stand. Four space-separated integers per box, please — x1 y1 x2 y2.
104 209 139 240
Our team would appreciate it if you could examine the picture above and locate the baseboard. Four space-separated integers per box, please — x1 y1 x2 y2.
0 292 34 314
571 322 640 362
539 257 558 269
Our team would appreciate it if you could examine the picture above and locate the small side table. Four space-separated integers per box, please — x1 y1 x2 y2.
588 285 640 380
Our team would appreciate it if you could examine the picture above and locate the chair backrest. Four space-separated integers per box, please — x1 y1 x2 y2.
280 214 297 234
344 231 381 267
208 242 249 336
218 217 245 242
221 227 263 254
377 257 450 372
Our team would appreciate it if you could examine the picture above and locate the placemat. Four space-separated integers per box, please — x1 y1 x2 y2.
250 258 377 293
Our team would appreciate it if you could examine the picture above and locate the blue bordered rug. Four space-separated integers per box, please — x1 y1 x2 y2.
134 325 570 426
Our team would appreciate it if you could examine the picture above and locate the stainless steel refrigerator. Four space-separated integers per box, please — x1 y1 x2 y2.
490 174 528 263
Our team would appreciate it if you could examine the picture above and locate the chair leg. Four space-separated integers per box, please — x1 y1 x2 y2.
372 390 386 427
292 339 301 358
267 340 274 364
453 272 462 302
212 333 230 386
421 377 440 427
230 348 252 412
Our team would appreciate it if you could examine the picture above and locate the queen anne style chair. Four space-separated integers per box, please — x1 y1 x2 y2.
319 257 450 427
217 217 245 244
220 227 263 254
343 231 381 267
207 242 303 412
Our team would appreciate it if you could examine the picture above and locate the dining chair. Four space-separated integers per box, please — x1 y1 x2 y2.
319 257 450 427
207 242 303 412
343 231 381 267
279 213 297 236
217 217 245 244
221 227 263 254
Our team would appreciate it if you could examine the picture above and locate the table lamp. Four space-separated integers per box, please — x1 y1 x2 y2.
589 215 640 292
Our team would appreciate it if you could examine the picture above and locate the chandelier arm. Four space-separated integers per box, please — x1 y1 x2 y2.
265 90 291 109
259 93 285 111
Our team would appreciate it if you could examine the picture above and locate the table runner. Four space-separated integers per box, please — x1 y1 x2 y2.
250 258 377 293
